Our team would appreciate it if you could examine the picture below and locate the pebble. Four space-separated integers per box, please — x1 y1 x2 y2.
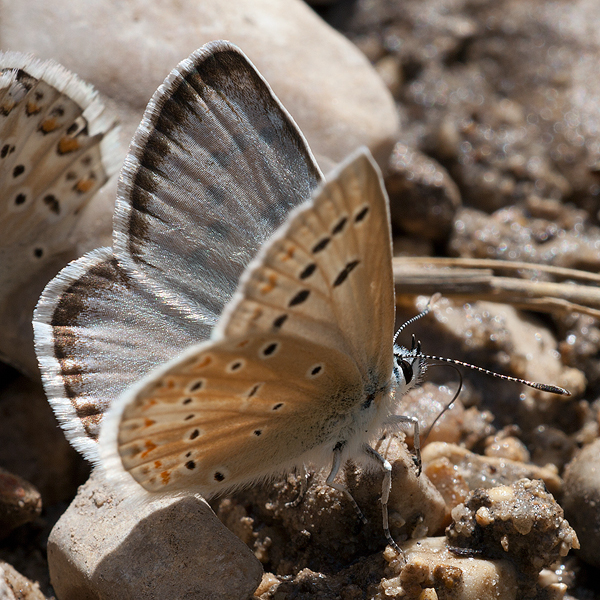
0 0 399 169
447 479 579 595
0 467 41 539
48 470 263 600
562 438 600 568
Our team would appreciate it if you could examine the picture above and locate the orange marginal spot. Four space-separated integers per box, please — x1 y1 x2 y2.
140 440 157 459
160 471 171 485
236 339 250 348
260 273 277 294
154 460 162 469
58 137 80 154
144 418 156 428
281 245 295 261
195 356 212 370
75 177 94 193
40 117 59 133
26 101 41 115
142 399 158 411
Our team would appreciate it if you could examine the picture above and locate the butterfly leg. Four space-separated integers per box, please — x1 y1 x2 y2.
363 444 403 555
326 442 368 524
285 464 308 508
384 414 421 475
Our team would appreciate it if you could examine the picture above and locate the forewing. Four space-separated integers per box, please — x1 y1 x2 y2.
219 150 395 381
114 40 323 321
102 333 363 495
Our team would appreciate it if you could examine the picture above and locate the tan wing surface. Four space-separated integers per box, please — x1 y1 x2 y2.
117 333 363 495
220 150 395 382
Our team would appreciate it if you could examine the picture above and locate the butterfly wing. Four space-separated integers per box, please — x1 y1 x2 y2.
33 41 322 461
113 40 323 320
0 52 119 256
220 149 395 382
106 332 363 495
101 150 396 494
34 247 201 459
0 53 119 372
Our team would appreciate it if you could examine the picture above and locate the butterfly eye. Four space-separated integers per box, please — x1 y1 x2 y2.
398 359 413 385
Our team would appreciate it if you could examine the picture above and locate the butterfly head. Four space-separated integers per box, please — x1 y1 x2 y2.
392 334 426 396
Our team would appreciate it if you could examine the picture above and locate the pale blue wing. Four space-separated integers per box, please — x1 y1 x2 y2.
34 41 323 461
34 247 201 460
113 40 323 322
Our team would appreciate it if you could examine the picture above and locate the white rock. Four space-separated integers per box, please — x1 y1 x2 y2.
48 471 263 600
0 0 399 167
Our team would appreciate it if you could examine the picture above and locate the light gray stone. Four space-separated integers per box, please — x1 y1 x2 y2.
48 471 263 600
562 438 600 568
0 560 47 600
0 0 399 167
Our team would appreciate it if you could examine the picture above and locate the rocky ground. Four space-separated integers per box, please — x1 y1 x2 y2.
1 0 600 598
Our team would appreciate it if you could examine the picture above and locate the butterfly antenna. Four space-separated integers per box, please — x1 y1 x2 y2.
421 354 571 396
393 293 441 344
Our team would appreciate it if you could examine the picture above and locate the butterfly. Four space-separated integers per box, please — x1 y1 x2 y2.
34 40 568 553
33 41 323 462
0 52 119 376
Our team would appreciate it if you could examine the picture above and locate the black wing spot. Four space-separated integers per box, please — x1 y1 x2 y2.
33 248 43 258
13 164 25 178
229 361 243 371
190 429 200 440
311 365 322 376
333 260 360 287
189 380 203 392
185 460 196 470
299 263 317 280
312 237 330 253
332 217 348 235
273 314 288 329
14 193 26 205
182 398 192 405
43 194 60 214
262 343 278 357
214 471 225 482
1 144 14 158
248 384 261 398
289 289 310 307
253 430 262 437
184 414 195 421
354 206 369 222
272 403 284 411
